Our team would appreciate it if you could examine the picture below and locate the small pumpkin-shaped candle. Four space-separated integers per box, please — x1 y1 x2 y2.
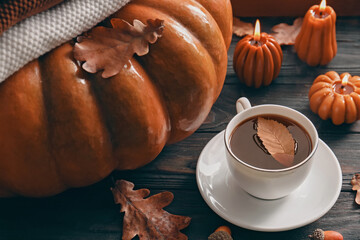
233 19 282 88
295 0 337 66
309 71 360 125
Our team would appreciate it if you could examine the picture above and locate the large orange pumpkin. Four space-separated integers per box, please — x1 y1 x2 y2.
0 0 232 197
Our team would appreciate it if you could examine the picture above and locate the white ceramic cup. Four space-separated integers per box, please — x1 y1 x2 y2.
225 97 319 200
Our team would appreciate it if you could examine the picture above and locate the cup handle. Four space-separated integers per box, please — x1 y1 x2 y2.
236 97 252 113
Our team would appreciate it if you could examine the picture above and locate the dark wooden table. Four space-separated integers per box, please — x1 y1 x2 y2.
1 17 360 240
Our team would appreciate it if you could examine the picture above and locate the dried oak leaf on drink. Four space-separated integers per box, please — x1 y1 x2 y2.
111 180 191 240
74 18 164 78
257 117 295 167
351 173 360 205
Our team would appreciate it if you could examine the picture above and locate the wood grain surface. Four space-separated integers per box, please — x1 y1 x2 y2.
0 17 360 240
231 0 360 17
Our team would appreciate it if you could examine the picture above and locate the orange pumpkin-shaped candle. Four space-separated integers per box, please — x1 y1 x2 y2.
295 0 337 66
309 71 360 125
233 19 283 88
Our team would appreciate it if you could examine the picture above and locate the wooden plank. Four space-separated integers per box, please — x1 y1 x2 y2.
199 83 360 134
0 17 360 240
0 188 358 239
231 0 360 17
228 17 360 84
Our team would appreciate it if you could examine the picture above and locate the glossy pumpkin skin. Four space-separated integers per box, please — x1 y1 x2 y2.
295 5 337 66
309 71 360 125
233 33 283 88
0 0 232 197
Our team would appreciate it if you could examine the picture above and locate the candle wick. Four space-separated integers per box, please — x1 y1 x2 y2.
253 39 262 46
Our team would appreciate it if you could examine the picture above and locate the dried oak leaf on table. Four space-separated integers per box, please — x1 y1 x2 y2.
271 18 303 45
111 180 191 240
233 17 254 37
351 173 360 205
74 18 164 78
257 117 295 167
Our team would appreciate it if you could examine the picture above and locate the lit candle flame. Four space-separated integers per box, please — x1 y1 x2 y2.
342 73 350 86
319 0 326 12
254 19 261 42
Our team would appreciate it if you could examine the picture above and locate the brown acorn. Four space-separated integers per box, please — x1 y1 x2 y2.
208 231 233 240
208 226 233 240
309 229 343 240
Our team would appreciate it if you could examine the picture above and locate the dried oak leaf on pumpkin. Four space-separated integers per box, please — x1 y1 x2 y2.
351 173 360 205
233 17 254 37
74 18 164 78
111 180 191 240
257 117 295 167
271 18 303 45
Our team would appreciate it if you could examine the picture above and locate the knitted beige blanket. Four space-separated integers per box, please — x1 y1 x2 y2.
0 0 131 82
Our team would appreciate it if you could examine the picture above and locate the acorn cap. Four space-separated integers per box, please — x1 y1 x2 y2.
208 230 233 240
309 229 325 240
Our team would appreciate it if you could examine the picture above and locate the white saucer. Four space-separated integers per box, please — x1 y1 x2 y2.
196 131 342 232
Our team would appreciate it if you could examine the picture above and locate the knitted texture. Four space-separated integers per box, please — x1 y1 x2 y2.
0 0 131 82
0 0 64 35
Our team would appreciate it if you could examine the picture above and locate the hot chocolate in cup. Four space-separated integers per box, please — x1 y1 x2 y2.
224 97 319 200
